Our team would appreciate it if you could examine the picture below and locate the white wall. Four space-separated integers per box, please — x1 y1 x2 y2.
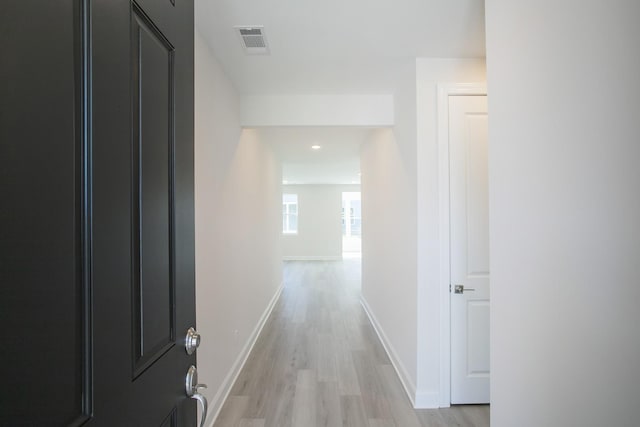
241 94 394 127
486 1 640 426
415 58 486 406
282 184 359 260
360 127 418 403
194 32 282 424
359 59 425 406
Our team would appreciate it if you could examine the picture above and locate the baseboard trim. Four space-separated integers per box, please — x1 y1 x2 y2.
360 297 418 408
282 255 342 261
205 284 283 427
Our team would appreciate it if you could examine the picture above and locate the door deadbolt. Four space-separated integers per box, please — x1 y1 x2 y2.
185 327 201 355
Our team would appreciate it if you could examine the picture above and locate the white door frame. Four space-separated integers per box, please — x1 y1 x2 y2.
437 83 487 407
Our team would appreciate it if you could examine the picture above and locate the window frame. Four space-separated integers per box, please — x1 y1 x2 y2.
282 193 298 234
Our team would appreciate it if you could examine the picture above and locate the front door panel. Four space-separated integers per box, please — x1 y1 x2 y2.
91 0 195 424
0 0 195 425
0 1 92 424
132 4 176 376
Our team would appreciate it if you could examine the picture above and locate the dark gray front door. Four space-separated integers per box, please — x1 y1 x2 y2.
1 0 196 425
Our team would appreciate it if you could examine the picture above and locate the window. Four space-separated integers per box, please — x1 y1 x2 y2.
341 192 361 237
282 193 298 234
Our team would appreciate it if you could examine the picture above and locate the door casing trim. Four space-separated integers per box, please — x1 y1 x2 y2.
436 83 487 407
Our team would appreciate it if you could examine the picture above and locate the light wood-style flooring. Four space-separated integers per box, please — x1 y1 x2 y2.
213 259 489 427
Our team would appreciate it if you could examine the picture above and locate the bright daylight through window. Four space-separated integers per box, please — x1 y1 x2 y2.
282 193 298 234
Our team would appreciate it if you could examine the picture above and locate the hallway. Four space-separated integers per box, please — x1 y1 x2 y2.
213 260 489 427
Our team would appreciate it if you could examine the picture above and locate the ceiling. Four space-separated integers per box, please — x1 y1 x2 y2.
195 0 485 184
259 127 369 185
195 0 485 95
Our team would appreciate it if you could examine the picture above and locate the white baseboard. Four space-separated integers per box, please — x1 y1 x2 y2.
205 284 283 427
360 297 418 408
282 255 342 261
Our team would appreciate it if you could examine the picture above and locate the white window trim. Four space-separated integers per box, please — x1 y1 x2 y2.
282 194 298 234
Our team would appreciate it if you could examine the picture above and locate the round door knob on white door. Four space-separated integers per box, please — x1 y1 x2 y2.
185 327 201 355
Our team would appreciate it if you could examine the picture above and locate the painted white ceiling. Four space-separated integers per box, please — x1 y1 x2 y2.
196 0 485 183
195 0 485 95
259 127 369 185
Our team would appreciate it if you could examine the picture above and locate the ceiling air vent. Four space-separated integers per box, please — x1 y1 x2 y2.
235 26 270 55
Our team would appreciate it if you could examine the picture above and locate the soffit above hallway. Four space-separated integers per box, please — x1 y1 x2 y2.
195 0 486 94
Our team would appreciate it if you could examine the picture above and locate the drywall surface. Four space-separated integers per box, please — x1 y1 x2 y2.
240 94 394 127
194 31 282 423
360 128 418 402
486 1 640 426
359 60 419 403
415 58 486 406
281 184 360 260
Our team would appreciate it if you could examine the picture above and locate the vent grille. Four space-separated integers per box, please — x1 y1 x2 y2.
243 35 266 49
239 28 262 36
235 26 269 55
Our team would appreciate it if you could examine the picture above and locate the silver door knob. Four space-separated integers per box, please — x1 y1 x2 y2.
185 365 208 427
185 327 201 355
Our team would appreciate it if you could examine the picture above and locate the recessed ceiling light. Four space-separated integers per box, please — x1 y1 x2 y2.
311 145 321 150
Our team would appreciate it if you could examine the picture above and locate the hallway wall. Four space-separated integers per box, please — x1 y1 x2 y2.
359 59 420 405
194 32 282 423
486 1 640 426
360 127 418 402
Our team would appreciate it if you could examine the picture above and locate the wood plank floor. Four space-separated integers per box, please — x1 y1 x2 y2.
213 259 489 427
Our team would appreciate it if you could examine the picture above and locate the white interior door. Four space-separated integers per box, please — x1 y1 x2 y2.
449 94 490 404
